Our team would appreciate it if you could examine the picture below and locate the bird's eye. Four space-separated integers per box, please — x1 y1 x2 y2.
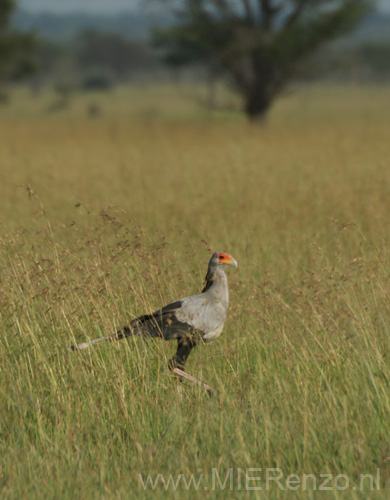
218 255 224 260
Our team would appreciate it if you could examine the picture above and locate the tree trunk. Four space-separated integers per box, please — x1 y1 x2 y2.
244 85 272 122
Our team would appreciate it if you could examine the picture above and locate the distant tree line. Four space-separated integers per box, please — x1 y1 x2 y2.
31 30 160 91
298 41 390 83
30 31 390 86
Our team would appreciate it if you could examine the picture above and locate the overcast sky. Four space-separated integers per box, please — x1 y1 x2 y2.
19 0 141 13
18 0 390 14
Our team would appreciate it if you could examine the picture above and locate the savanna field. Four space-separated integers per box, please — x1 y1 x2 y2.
1 84 390 499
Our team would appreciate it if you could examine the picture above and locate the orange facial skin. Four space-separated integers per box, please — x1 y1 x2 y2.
217 252 235 265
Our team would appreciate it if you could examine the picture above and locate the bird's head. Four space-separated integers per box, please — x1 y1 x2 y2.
210 251 238 268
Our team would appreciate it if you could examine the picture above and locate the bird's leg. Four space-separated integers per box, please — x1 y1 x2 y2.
170 338 213 395
172 367 214 395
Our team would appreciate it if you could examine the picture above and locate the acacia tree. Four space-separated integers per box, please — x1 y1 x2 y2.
0 0 35 89
154 0 372 120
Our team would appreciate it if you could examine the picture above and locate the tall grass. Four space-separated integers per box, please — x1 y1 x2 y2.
1 85 390 498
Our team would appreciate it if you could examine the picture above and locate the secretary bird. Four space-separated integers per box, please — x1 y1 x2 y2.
70 251 237 393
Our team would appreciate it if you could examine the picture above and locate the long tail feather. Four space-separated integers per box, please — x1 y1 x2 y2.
69 327 132 352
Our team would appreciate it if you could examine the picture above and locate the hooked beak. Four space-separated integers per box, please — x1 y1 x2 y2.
228 258 238 268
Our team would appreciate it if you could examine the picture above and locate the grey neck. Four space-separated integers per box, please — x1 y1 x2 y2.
202 266 229 307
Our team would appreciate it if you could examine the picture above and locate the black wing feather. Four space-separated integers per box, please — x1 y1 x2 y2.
118 300 198 341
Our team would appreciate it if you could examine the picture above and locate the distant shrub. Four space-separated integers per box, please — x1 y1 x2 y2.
81 71 114 91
